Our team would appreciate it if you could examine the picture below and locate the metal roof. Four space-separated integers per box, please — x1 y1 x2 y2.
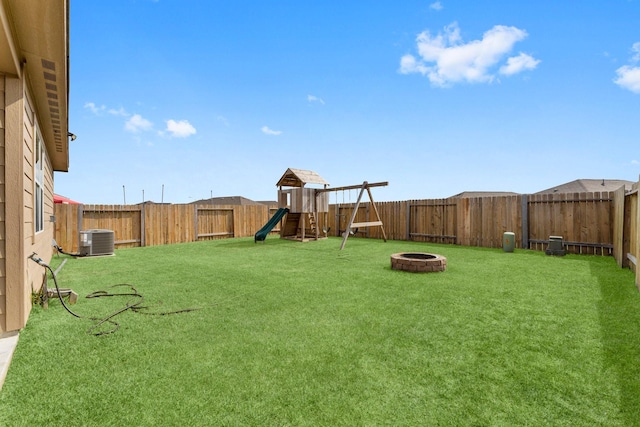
276 168 329 187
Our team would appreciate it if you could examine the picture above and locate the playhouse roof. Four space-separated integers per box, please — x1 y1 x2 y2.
276 168 329 187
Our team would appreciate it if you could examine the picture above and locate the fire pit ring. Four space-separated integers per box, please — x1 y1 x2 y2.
390 252 447 273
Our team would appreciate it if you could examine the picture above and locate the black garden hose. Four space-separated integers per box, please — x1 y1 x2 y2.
29 253 200 336
53 242 86 258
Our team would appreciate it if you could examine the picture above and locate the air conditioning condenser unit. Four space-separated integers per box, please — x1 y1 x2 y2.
79 229 115 256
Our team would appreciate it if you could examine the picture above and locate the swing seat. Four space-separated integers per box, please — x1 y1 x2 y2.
350 221 383 228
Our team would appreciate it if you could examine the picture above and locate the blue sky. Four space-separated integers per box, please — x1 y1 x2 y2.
57 0 640 204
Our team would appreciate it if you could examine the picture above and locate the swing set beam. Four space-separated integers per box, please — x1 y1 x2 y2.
316 181 388 193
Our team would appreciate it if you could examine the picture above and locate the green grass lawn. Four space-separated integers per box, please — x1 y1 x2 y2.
1 237 639 426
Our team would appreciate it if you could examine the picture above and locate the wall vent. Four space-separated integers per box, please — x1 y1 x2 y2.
79 229 115 256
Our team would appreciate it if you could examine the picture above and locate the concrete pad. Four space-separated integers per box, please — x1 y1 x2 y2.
0 331 20 391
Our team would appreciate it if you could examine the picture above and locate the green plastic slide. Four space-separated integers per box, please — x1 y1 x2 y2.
255 208 289 242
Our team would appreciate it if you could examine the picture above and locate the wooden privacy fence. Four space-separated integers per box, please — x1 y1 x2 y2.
325 192 616 255
613 184 639 272
326 185 639 288
54 185 639 266
54 204 276 253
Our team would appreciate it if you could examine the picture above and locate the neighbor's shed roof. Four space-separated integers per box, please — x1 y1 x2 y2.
451 191 520 198
276 168 329 187
191 196 263 205
535 179 634 194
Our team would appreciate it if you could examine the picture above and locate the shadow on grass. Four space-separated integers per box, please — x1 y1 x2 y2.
592 259 640 424
215 236 290 249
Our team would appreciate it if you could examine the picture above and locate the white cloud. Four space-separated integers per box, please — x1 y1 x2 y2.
400 54 429 75
84 102 106 115
84 102 129 117
632 42 640 62
632 159 640 165
499 53 541 75
614 42 640 94
125 114 153 133
261 126 282 136
614 66 640 93
399 22 538 86
165 119 196 138
429 1 443 11
108 107 128 116
307 95 325 105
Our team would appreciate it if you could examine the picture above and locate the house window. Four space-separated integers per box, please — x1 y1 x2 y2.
35 128 44 233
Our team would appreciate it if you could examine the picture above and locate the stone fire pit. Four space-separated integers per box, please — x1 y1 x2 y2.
390 252 447 273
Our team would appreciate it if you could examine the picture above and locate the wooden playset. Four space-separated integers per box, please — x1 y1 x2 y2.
265 168 388 249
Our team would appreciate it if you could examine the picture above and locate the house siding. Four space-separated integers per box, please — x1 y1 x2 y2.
0 74 22 333
0 75 6 333
0 74 55 333
1 1 69 335
24 89 54 322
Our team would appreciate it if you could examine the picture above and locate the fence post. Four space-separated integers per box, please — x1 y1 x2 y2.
232 206 238 238
76 204 83 252
636 180 640 290
521 194 529 249
140 204 146 247
194 205 199 241
612 186 626 267
406 200 411 241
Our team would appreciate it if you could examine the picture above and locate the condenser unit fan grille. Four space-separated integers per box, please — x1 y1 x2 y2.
79 229 115 256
